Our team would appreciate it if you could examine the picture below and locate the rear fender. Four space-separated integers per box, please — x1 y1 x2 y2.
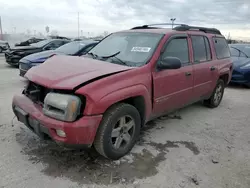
219 67 231 84
84 84 152 118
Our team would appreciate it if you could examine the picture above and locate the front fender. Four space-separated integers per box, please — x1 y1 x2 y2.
84 84 152 118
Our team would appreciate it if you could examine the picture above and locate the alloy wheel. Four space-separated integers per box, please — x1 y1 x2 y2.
111 115 135 150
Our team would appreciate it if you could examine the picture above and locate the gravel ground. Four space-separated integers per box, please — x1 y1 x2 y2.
0 54 250 188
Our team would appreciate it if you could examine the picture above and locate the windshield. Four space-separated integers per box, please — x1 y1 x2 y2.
55 41 88 54
30 40 51 48
88 32 163 67
230 45 250 58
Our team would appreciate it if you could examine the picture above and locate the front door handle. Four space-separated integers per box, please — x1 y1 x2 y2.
210 66 216 71
185 72 192 76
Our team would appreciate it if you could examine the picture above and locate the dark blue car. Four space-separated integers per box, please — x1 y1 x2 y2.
229 43 250 87
19 40 98 77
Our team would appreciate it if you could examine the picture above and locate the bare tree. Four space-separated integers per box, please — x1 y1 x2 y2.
50 30 59 36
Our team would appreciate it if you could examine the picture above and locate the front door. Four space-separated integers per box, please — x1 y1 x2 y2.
152 35 194 117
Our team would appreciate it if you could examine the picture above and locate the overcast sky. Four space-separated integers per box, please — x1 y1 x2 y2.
0 0 250 39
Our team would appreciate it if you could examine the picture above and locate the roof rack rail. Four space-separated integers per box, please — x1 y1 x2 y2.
173 25 221 35
131 23 188 30
131 23 221 35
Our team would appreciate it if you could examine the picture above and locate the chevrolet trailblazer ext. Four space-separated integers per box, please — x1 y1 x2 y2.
12 24 233 160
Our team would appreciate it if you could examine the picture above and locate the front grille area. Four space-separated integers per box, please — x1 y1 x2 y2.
23 81 51 104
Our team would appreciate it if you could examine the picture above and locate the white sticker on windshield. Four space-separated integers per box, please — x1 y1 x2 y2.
131 47 151 52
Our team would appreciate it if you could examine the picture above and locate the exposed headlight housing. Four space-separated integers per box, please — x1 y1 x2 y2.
43 93 82 122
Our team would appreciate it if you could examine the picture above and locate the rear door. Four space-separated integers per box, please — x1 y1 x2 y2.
191 35 217 99
152 35 194 116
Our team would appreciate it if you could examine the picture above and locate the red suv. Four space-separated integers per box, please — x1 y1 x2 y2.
12 24 233 160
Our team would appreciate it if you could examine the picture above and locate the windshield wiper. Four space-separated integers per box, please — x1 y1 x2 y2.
102 51 121 58
101 51 128 66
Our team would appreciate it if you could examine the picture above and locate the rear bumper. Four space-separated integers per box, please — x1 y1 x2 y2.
12 94 103 147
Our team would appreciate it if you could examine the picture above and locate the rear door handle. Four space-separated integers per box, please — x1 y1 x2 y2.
185 72 192 76
210 66 216 71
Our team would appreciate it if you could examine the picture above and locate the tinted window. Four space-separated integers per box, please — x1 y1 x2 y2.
230 45 250 57
30 40 52 47
162 38 189 64
213 37 230 59
230 47 240 57
56 41 90 54
191 36 207 62
89 32 163 67
50 40 67 48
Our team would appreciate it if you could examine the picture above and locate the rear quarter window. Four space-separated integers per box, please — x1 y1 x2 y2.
213 37 230 59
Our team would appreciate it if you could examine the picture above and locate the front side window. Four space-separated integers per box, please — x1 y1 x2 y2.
162 38 189 64
88 32 163 67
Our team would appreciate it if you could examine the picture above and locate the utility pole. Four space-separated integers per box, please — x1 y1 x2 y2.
0 16 3 40
77 12 80 39
170 18 176 29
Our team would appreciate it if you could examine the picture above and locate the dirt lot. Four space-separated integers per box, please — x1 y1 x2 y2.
0 54 250 188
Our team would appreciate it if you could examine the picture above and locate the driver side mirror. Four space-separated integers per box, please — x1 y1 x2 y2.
157 57 182 70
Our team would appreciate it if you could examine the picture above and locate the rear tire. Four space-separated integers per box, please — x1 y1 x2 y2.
94 103 141 160
204 79 225 108
0 47 3 53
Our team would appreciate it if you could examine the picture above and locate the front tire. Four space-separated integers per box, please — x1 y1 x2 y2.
94 103 141 160
204 79 225 108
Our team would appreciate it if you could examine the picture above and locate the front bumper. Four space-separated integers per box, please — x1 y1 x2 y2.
5 53 22 66
230 69 250 85
0 46 9 51
19 62 32 77
12 94 103 147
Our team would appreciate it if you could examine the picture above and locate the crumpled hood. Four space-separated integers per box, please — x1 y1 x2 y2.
22 50 65 63
25 55 134 90
231 57 250 68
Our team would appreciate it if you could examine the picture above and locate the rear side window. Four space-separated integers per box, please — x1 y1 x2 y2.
162 38 189 64
191 36 211 62
213 37 230 59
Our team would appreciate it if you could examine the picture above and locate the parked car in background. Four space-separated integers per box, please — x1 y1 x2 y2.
229 43 250 87
5 39 69 67
19 40 98 76
0 40 10 53
15 37 45 46
48 35 70 40
12 24 232 160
